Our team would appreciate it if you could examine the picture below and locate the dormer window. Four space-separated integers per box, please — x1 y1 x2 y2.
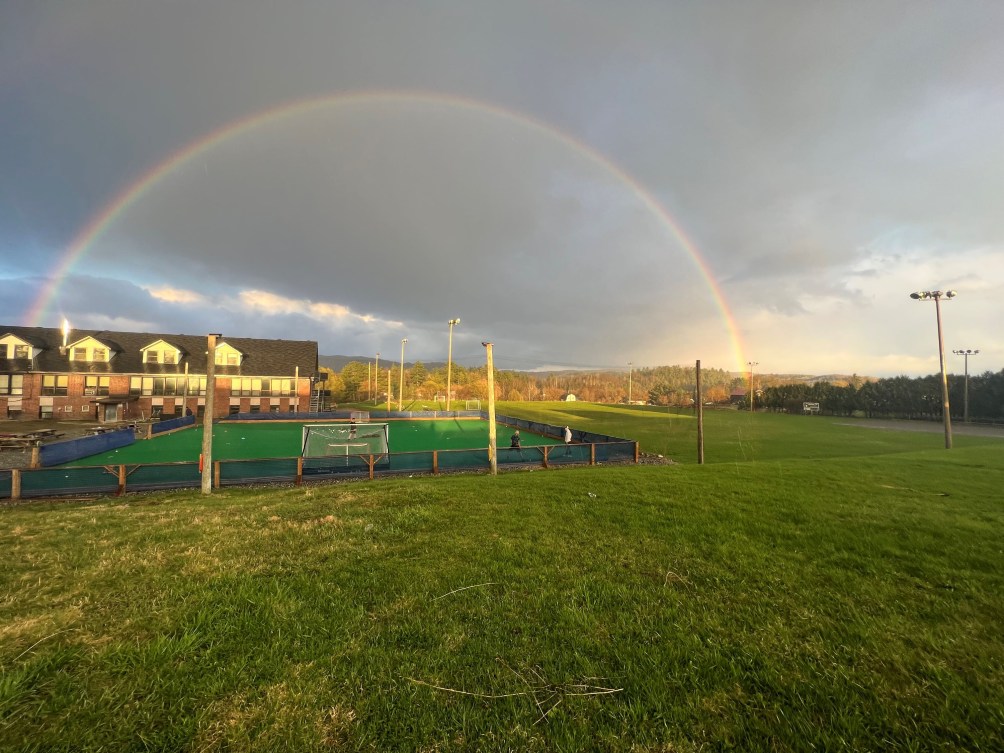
13 344 29 359
72 347 88 361
92 349 108 362
214 343 243 366
142 339 182 365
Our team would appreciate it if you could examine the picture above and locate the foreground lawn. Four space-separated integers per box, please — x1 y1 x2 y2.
3 434 1003 751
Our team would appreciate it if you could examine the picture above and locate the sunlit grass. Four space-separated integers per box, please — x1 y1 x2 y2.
2 410 1003 751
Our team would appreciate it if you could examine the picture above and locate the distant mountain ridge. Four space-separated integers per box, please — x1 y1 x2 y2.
319 355 446 372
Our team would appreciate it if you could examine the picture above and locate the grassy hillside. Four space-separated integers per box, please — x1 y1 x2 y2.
2 408 1002 751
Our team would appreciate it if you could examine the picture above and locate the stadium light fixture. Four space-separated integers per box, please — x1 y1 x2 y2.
910 290 956 449
447 318 460 411
747 361 758 413
952 348 979 424
398 338 408 411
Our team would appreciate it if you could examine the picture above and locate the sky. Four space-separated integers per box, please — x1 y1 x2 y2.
1 1 1002 377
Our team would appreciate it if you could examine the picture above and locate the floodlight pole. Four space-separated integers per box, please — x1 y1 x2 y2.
398 338 407 412
374 352 380 405
911 290 955 449
446 318 460 411
628 362 633 405
952 348 979 423
483 341 497 475
386 368 391 412
747 361 758 413
201 333 221 495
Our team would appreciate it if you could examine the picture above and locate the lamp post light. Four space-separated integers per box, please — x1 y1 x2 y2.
447 318 460 411
910 290 956 449
398 339 407 412
374 352 380 404
952 348 979 424
747 361 758 413
628 362 633 405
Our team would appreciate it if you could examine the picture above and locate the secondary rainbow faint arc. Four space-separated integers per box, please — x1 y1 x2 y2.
26 90 747 369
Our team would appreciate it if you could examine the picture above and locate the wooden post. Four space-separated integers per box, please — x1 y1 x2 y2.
117 465 126 496
387 369 392 412
634 442 640 463
201 333 221 495
696 359 705 465
295 456 303 486
542 445 549 469
368 455 375 480
213 460 221 489
10 469 20 501
432 450 439 475
30 444 40 469
483 342 497 475
590 444 596 466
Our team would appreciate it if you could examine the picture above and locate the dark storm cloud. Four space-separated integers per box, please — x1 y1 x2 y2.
2 1 1002 374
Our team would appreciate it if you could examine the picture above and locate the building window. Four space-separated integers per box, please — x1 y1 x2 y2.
261 378 293 397
92 349 108 362
230 377 263 397
42 375 68 396
84 376 110 396
39 406 53 419
13 344 29 359
229 405 240 415
163 351 176 364
146 351 160 364
72 347 88 361
249 404 260 414
129 376 193 396
0 374 24 395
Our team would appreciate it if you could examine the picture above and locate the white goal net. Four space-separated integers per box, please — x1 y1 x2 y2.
465 399 481 411
301 422 389 457
349 411 370 422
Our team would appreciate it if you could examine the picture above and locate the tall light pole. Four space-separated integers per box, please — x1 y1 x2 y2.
952 348 979 424
911 290 956 449
398 338 407 411
447 318 460 411
628 362 633 405
747 361 758 413
374 352 380 404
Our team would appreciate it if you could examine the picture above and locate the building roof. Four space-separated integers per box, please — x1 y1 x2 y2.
0 326 317 377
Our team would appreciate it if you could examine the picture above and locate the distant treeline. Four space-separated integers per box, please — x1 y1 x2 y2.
320 359 1004 421
759 371 1004 422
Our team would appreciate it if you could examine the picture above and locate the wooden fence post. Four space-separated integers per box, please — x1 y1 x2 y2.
213 460 221 489
30 444 40 469
542 446 549 469
295 456 303 486
590 444 596 466
117 465 126 496
433 450 438 475
10 469 20 501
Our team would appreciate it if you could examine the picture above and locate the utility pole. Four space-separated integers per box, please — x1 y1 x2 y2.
747 361 758 413
201 333 221 495
398 338 407 412
387 369 391 412
696 359 704 464
447 318 460 411
483 341 497 475
374 352 380 404
911 290 955 449
952 348 979 423
628 361 633 405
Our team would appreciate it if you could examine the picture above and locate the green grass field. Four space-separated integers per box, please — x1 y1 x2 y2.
64 418 560 466
3 404 1003 751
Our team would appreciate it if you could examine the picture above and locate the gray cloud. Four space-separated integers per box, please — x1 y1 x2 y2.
2 1 1002 375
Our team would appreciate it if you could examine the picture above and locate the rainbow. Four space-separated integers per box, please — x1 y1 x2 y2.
25 90 746 369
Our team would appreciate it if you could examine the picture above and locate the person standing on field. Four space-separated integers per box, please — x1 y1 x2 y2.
563 425 572 454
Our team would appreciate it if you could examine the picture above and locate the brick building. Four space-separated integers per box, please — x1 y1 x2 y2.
0 326 317 422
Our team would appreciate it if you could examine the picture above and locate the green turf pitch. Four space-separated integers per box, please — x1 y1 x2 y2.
64 420 559 466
